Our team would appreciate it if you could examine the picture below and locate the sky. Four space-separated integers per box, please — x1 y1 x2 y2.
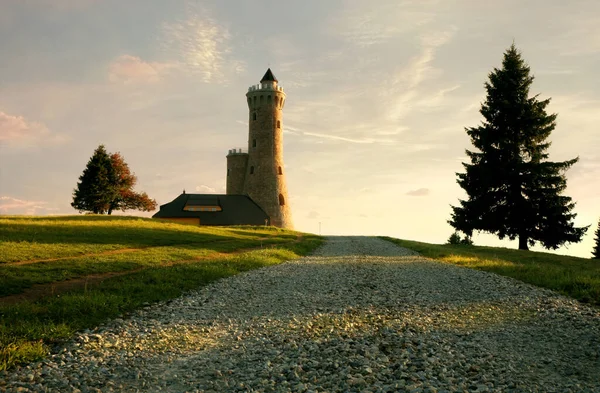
1 0 599 258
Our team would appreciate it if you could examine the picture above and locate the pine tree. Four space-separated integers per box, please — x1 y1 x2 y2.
71 145 117 214
72 146 157 214
593 219 600 259
449 44 588 250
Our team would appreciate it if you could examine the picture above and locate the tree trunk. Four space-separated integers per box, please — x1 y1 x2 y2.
518 235 529 250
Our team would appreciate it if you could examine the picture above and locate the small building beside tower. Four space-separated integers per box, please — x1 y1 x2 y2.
153 69 294 229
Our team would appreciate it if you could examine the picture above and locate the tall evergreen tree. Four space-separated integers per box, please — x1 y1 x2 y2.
72 146 157 215
593 219 600 259
449 44 588 250
71 145 117 214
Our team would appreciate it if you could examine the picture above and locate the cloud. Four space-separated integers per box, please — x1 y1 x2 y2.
306 211 320 219
195 185 216 193
0 196 59 215
331 1 438 47
160 2 237 83
108 55 176 85
555 16 600 56
3 0 97 10
302 131 393 145
406 188 430 196
0 111 65 147
385 28 457 122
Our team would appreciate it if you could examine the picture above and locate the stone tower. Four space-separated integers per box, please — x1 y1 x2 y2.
226 69 293 229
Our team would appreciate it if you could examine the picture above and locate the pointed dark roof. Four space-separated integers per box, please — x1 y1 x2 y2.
260 68 278 83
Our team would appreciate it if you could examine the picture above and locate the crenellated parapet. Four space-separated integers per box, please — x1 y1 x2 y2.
246 82 286 110
227 148 247 155
247 82 284 93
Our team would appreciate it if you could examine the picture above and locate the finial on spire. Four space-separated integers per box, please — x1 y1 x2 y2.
260 68 277 83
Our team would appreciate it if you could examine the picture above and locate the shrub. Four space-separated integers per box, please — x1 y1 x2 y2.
447 232 474 246
460 236 474 246
447 232 462 245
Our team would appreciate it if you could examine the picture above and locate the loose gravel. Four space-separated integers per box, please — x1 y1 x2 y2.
2 236 599 392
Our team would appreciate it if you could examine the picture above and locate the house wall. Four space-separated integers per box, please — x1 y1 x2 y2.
155 217 200 225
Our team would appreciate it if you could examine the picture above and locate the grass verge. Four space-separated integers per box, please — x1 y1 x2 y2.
381 237 600 308
0 216 323 370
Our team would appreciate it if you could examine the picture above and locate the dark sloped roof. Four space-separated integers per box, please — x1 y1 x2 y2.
152 194 270 226
186 195 219 206
260 68 278 83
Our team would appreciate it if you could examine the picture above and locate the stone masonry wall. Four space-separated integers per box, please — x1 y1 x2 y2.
226 152 248 195
243 85 293 229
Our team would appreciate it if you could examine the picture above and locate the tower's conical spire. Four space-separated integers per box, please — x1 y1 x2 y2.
260 68 278 83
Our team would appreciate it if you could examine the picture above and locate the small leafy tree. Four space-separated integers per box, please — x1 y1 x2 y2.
107 152 157 214
72 145 157 215
593 218 600 259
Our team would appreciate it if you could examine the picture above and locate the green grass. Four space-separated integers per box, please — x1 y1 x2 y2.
381 237 600 307
0 216 323 371
0 216 296 263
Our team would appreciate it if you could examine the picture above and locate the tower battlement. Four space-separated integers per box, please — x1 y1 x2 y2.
247 83 284 93
227 148 247 155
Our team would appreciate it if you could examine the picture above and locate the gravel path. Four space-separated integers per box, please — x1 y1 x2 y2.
3 236 599 392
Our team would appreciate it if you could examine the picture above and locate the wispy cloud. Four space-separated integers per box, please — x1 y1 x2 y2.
0 111 66 147
108 55 176 85
331 1 438 47
195 185 216 193
385 27 457 121
406 188 430 196
306 210 319 219
160 1 239 83
302 131 393 145
4 0 98 10
556 17 600 57
0 196 59 215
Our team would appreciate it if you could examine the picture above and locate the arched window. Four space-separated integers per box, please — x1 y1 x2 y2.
250 166 254 174
253 113 257 121
227 169 230 176
278 166 282 175
247 97 251 106
253 139 256 147
260 95 264 103
267 95 272 102
253 96 257 104
274 97 279 106
277 120 281 129
279 194 285 206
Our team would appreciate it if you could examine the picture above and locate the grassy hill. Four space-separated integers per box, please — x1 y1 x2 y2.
2 217 598 371
0 216 323 370
382 237 600 308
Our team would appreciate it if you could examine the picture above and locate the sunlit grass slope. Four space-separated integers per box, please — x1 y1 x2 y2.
0 216 323 370
382 237 600 308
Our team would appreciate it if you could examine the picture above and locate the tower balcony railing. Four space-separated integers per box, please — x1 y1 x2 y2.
248 82 284 93
227 148 247 155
